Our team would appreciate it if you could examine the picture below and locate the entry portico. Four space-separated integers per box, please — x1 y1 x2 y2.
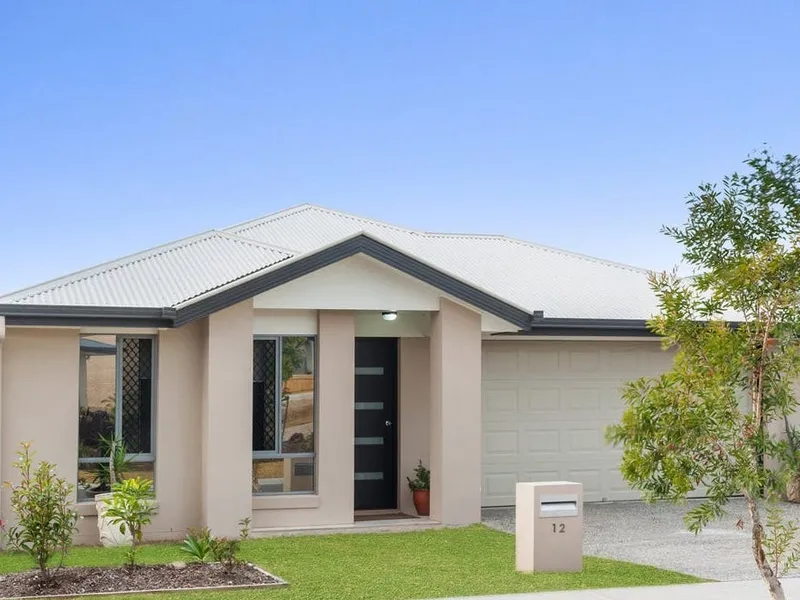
0 247 502 542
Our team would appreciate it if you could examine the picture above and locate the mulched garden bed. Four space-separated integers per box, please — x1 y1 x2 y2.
0 562 286 599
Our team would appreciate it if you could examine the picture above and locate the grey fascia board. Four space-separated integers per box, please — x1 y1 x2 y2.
0 304 176 328
174 235 533 329
515 317 656 337
530 317 652 329
498 326 659 337
503 317 740 337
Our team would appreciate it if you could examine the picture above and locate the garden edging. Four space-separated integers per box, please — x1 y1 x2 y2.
0 563 287 600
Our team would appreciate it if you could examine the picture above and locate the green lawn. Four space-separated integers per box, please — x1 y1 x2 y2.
0 525 701 600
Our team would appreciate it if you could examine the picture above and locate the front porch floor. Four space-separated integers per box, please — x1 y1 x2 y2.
251 515 441 538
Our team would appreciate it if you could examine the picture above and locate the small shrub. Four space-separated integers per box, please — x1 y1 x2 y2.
3 442 78 578
238 517 251 541
182 518 250 570
181 527 213 562
103 478 156 567
209 537 241 572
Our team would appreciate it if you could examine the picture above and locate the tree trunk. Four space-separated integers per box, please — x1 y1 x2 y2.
109 437 117 487
786 473 800 503
745 493 786 600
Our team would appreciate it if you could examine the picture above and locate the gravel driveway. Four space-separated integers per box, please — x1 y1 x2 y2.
482 498 800 581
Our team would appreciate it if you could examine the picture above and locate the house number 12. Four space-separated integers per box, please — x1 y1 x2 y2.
552 523 566 534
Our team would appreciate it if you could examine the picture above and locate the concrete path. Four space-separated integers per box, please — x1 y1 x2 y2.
436 579 800 599
483 498 800 581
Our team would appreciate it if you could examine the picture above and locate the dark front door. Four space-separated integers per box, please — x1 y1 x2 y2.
354 337 398 510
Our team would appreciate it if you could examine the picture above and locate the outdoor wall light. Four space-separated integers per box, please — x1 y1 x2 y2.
381 311 398 321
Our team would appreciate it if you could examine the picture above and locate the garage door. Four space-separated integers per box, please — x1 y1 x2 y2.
481 340 675 506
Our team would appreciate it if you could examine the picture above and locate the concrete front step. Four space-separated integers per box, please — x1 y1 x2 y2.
252 516 442 537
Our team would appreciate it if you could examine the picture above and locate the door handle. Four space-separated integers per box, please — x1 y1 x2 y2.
385 420 393 426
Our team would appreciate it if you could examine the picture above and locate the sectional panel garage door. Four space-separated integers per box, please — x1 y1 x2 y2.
481 340 675 506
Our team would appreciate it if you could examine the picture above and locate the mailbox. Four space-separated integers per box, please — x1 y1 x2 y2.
516 481 583 573
539 495 579 518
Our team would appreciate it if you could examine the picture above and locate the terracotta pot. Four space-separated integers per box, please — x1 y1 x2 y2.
412 490 430 516
787 474 800 503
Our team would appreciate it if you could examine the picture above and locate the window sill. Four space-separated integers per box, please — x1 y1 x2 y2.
74 500 160 518
252 494 320 511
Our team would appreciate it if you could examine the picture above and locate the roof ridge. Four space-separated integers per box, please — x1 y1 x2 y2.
223 203 318 236
227 204 651 273
420 231 650 273
214 230 298 255
0 230 292 304
301 205 419 234
226 203 420 238
168 247 295 307
0 230 222 302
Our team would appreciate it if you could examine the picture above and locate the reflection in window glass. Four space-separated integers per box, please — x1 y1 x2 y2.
79 336 117 459
252 336 316 495
280 337 315 454
253 458 314 494
77 462 155 502
77 335 155 502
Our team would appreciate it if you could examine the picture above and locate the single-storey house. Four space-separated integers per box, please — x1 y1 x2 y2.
0 204 673 543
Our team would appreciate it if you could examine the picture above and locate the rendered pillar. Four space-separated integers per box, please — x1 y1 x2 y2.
429 299 482 524
202 301 254 537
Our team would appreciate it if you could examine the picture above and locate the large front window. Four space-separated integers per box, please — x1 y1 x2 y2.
252 336 315 494
77 335 156 502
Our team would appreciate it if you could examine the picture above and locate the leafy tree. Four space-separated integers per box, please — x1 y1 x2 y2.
607 150 800 600
4 442 79 579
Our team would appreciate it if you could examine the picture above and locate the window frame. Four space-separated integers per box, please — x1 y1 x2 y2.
252 334 317 495
77 333 158 467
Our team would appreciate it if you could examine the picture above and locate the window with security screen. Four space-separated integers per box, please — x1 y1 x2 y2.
253 339 278 452
252 336 316 495
77 335 156 502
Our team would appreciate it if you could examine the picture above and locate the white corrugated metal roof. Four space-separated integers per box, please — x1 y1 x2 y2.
1 203 662 321
225 205 659 320
0 231 293 307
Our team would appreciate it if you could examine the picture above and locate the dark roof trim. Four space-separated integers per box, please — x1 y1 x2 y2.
495 318 659 337
0 235 534 329
0 305 175 328
174 235 534 328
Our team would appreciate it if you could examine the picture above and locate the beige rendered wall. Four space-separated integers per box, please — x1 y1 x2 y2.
429 299 482 524
74 323 207 542
151 321 204 537
1 328 80 532
399 337 430 515
252 310 355 529
202 300 254 537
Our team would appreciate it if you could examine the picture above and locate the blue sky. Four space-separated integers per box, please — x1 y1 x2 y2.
2 1 799 295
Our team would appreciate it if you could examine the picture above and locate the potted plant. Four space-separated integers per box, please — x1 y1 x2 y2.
94 434 135 547
103 478 157 567
406 460 430 516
